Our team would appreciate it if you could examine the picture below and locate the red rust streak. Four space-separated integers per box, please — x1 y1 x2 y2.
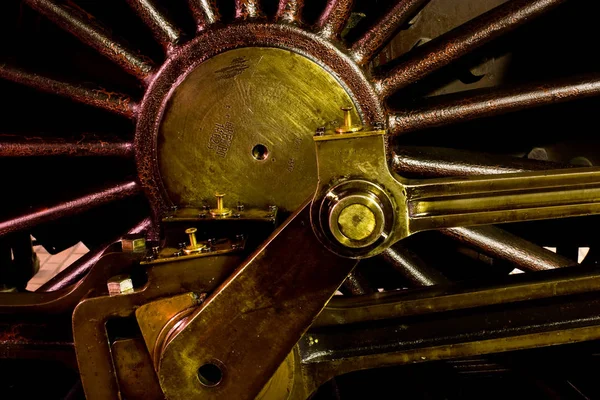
373 0 568 98
23 0 154 82
0 64 138 119
187 0 220 31
234 0 264 20
0 135 133 158
0 181 140 237
315 0 353 39
389 75 600 135
275 0 305 24
350 0 431 66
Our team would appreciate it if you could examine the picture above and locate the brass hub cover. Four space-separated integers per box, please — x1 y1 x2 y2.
158 47 359 212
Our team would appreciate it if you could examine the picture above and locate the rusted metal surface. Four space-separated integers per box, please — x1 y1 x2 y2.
73 254 243 400
234 0 265 20
157 201 358 399
373 0 568 98
135 23 384 221
350 0 431 66
389 75 600 134
38 218 152 292
0 134 133 158
23 0 154 81
315 0 354 39
187 0 220 31
275 0 305 24
391 146 570 178
381 243 449 286
0 181 140 237
126 0 182 50
0 64 137 118
0 321 75 366
441 226 577 271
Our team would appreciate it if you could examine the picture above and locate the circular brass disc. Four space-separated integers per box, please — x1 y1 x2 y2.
158 47 358 211
338 204 377 241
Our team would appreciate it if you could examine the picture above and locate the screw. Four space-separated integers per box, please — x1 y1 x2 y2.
373 122 385 130
152 246 160 257
198 213 207 219
233 213 241 218
210 193 232 217
342 106 352 129
237 203 245 211
186 228 199 248
315 126 326 136
236 234 245 241
107 275 134 296
268 205 278 212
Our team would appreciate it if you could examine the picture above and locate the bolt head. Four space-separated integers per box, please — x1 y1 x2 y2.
121 235 146 253
107 275 134 296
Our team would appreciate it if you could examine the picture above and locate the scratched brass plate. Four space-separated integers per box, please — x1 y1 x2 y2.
158 47 357 211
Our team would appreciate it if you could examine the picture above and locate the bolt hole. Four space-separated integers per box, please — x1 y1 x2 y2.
197 363 223 387
252 144 269 161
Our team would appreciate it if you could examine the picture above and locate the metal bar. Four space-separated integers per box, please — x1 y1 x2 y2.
23 0 154 81
350 0 431 66
405 167 600 232
381 243 448 286
38 218 152 292
391 147 578 271
125 0 182 50
391 146 570 178
0 64 137 118
315 0 353 39
389 76 600 134
373 0 567 98
0 135 133 158
0 181 140 237
275 0 305 24
234 0 264 20
157 201 358 399
187 0 220 31
442 226 576 271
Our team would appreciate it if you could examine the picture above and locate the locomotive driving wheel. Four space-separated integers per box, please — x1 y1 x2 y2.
2 0 600 399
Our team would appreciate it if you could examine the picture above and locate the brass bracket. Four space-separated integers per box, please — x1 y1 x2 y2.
312 126 600 258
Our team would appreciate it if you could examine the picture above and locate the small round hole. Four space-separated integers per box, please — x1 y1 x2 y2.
252 144 269 161
197 363 223 387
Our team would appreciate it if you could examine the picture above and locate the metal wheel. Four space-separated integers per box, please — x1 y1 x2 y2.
1 0 599 399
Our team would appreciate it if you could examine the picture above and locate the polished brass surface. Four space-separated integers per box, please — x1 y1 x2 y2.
158 47 359 212
112 339 164 400
337 204 376 240
312 129 600 257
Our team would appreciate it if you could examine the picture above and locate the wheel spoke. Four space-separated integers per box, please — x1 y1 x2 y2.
406 167 600 232
0 181 140 237
275 0 305 24
350 0 431 66
0 134 133 158
392 146 570 178
441 226 576 271
23 0 155 82
125 0 183 51
373 0 567 98
389 75 600 134
187 0 220 31
234 0 265 20
315 0 353 39
381 243 448 286
0 64 137 118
